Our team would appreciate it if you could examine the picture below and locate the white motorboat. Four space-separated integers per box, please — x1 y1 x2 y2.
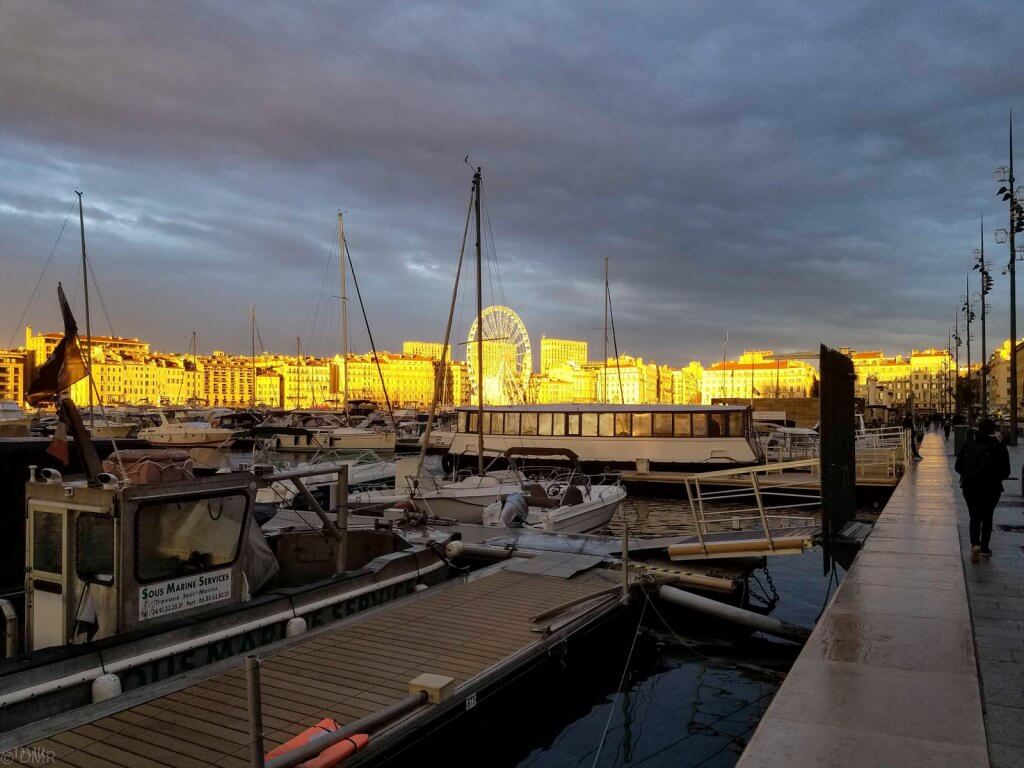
482 480 626 534
137 409 236 447
0 400 33 436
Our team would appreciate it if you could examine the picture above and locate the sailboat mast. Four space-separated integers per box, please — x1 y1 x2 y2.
474 168 484 476
338 212 349 417
603 256 609 403
250 305 256 408
191 331 198 405
75 191 94 426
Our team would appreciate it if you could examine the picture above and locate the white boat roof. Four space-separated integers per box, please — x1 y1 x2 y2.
455 404 749 413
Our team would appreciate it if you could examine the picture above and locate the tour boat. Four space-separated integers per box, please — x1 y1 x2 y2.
0 452 446 733
446 404 764 475
137 409 236 447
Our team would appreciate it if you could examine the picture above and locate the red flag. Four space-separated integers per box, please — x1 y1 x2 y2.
26 283 88 407
46 421 70 466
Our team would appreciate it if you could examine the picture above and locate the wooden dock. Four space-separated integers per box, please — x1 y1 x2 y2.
2 561 629 767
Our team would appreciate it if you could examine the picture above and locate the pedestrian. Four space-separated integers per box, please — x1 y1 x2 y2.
902 412 922 459
955 418 1011 563
943 418 951 441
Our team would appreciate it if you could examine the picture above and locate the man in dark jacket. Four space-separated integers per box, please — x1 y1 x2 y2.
955 418 1011 563
902 413 922 459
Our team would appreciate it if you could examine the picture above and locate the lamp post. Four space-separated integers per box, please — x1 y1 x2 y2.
995 111 1023 443
953 308 961 416
972 218 992 414
963 286 976 419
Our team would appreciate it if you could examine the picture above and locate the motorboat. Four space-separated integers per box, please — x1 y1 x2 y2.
482 478 626 534
137 409 236 447
0 400 33 436
0 446 446 733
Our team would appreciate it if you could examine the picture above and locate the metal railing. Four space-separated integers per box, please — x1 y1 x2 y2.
682 460 820 555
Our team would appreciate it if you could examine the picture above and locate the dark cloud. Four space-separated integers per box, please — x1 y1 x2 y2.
2 0 1022 366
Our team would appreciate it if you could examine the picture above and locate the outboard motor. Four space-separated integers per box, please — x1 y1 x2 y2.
498 493 529 527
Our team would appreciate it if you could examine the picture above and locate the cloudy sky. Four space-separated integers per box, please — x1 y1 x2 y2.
2 1 1022 368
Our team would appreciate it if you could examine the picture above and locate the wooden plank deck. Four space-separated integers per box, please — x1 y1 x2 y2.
8 564 624 768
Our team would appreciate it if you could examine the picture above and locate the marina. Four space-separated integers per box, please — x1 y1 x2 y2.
3 5 1024 764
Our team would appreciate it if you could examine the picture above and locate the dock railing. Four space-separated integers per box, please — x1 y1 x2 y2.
683 460 820 555
762 425 909 478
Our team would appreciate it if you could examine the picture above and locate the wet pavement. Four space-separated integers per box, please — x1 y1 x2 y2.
738 432 989 767
950 434 1024 768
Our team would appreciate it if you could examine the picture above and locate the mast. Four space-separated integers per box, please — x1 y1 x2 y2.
603 256 609 403
474 167 484 476
75 191 94 426
250 306 256 408
338 212 350 418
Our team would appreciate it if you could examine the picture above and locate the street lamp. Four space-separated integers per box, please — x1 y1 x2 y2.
995 113 1024 442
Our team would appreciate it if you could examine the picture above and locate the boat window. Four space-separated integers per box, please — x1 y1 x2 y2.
692 413 708 437
458 412 468 433
468 412 478 433
552 413 566 436
539 412 553 436
488 412 503 435
32 510 63 575
598 412 615 436
632 413 652 437
709 413 725 437
615 412 631 437
653 413 673 437
729 412 745 437
581 413 598 437
76 513 114 584
521 412 539 436
567 413 581 436
674 413 692 437
504 412 521 436
135 493 247 583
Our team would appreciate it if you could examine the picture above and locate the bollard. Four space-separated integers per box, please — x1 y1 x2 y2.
246 654 265 768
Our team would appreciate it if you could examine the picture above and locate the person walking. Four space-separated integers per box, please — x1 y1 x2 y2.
955 418 1011 563
942 417 952 441
902 412 922 459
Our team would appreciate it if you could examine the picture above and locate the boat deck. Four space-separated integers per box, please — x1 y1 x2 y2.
5 563 626 767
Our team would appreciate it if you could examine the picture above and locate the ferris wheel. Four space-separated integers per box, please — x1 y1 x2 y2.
466 305 532 405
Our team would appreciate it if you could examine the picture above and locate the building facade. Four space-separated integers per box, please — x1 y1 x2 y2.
539 338 588 375
701 351 818 404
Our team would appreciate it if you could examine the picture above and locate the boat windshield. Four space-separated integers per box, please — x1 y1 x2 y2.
135 493 247 582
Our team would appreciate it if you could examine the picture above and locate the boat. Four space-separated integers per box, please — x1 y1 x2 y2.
0 400 33 436
137 408 236 447
446 404 764 475
481 477 626 534
0 448 445 732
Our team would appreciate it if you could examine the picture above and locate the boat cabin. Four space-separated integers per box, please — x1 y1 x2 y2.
448 404 763 473
24 471 258 651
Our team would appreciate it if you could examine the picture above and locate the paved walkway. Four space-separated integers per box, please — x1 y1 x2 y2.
738 432 989 767
949 434 1024 768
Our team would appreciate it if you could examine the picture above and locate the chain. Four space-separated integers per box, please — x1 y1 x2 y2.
747 565 781 609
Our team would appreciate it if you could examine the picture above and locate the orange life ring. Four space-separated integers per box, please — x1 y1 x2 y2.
265 720 369 768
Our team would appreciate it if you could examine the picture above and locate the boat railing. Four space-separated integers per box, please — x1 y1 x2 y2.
683 460 820 554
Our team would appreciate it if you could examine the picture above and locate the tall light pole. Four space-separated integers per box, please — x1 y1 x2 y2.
996 112 1022 443
973 216 992 414
963 283 976 417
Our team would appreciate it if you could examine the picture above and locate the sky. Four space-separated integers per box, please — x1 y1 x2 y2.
2 1 1023 369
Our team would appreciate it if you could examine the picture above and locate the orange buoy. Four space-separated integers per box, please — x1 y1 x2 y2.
301 733 369 768
265 719 338 761
265 721 369 768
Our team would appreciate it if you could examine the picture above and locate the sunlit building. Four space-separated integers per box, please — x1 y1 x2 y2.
672 361 704 405
402 341 452 361
540 337 588 375
701 351 818 404
0 349 31 405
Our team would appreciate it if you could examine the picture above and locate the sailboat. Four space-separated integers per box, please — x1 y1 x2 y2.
325 211 395 451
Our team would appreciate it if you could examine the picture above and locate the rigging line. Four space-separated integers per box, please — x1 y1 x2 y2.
590 599 647 768
607 281 625 405
85 252 115 336
307 217 340 358
344 238 394 423
480 186 506 305
7 199 76 349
